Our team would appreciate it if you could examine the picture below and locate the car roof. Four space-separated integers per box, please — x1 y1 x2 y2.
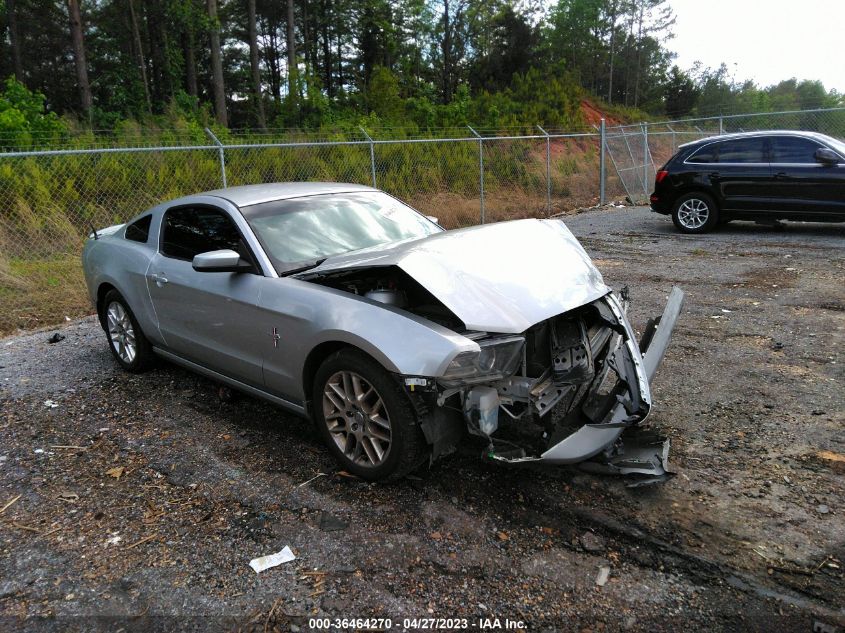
678 129 830 149
198 182 379 207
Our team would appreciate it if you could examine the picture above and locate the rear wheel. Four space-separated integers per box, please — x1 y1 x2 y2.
672 192 719 234
101 290 154 372
313 349 427 481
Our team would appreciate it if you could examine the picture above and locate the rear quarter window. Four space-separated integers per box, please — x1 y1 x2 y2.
687 145 716 163
125 215 152 243
715 137 767 163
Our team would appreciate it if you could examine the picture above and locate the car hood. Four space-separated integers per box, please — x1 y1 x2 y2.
300 218 610 333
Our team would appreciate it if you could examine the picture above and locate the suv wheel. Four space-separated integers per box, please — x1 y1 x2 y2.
672 192 719 234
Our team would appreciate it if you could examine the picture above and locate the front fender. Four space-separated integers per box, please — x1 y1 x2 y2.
259 277 477 402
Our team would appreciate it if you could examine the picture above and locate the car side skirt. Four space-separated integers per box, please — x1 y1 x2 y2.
153 347 308 417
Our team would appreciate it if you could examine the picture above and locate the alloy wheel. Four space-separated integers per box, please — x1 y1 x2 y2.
322 370 392 467
677 198 710 230
106 301 137 364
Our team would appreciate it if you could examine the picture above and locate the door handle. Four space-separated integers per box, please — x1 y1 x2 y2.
774 172 789 180
149 272 168 286
708 172 720 179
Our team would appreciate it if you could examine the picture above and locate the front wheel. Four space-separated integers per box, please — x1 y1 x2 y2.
671 192 719 234
101 289 154 372
313 349 427 481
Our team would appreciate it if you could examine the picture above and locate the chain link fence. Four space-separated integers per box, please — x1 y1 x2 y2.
0 129 603 333
2 105 844 333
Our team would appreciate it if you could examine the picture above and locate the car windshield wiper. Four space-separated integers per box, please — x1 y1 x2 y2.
279 258 327 276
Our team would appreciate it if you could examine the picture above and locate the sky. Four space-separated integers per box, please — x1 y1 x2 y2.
668 0 845 93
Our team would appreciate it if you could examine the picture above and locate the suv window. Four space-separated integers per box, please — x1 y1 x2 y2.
125 215 152 243
687 144 717 163
161 207 244 261
770 136 824 164
714 137 766 163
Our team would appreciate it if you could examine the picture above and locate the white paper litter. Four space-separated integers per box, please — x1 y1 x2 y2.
249 546 296 573
595 566 610 587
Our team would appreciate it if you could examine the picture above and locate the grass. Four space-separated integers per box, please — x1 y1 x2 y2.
0 255 90 334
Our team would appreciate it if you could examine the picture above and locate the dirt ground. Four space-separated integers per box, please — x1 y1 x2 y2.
1 207 843 632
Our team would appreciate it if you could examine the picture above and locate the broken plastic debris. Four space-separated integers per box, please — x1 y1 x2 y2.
249 545 296 573
595 566 610 586
44 400 59 408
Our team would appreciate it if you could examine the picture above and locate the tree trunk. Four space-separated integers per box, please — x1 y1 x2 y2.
67 0 92 118
441 0 450 104
286 0 296 98
321 0 331 97
207 0 227 126
302 0 311 86
623 2 635 106
261 15 282 106
336 33 342 92
633 1 644 108
247 0 266 128
128 0 152 113
607 0 618 104
183 27 198 98
6 0 23 81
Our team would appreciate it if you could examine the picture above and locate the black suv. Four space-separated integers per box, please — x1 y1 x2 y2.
650 131 845 233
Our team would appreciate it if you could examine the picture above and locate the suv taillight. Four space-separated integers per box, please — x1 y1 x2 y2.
655 170 669 184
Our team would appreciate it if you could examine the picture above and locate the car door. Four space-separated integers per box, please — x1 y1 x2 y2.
768 135 845 218
708 137 771 215
147 204 266 387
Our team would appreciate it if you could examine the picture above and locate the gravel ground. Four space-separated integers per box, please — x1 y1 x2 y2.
1 207 843 632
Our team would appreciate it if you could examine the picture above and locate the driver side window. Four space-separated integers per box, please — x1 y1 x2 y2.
161 206 243 261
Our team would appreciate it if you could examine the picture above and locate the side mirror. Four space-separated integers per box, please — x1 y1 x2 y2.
815 147 840 165
192 249 253 273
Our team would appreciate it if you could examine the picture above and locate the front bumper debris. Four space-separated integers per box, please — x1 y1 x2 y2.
486 286 684 475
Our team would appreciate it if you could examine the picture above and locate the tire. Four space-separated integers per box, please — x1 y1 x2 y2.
312 349 427 481
671 192 719 234
101 289 155 372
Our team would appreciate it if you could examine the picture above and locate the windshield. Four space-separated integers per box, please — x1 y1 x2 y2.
241 191 442 274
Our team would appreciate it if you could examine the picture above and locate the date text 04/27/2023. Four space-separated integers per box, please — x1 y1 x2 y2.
307 617 528 630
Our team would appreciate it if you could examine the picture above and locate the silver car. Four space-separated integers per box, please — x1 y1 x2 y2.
82 183 683 481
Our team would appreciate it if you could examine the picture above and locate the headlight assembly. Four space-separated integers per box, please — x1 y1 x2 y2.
440 335 525 386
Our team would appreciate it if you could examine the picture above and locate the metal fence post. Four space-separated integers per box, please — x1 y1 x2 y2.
719 116 724 135
468 126 485 224
359 126 377 188
537 125 551 212
599 118 606 205
642 122 649 197
667 123 676 155
205 127 227 188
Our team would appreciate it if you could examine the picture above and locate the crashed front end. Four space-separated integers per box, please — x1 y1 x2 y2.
414 286 684 476
300 218 683 476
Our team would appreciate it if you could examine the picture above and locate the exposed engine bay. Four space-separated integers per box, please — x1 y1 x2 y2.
305 266 465 332
306 265 684 479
